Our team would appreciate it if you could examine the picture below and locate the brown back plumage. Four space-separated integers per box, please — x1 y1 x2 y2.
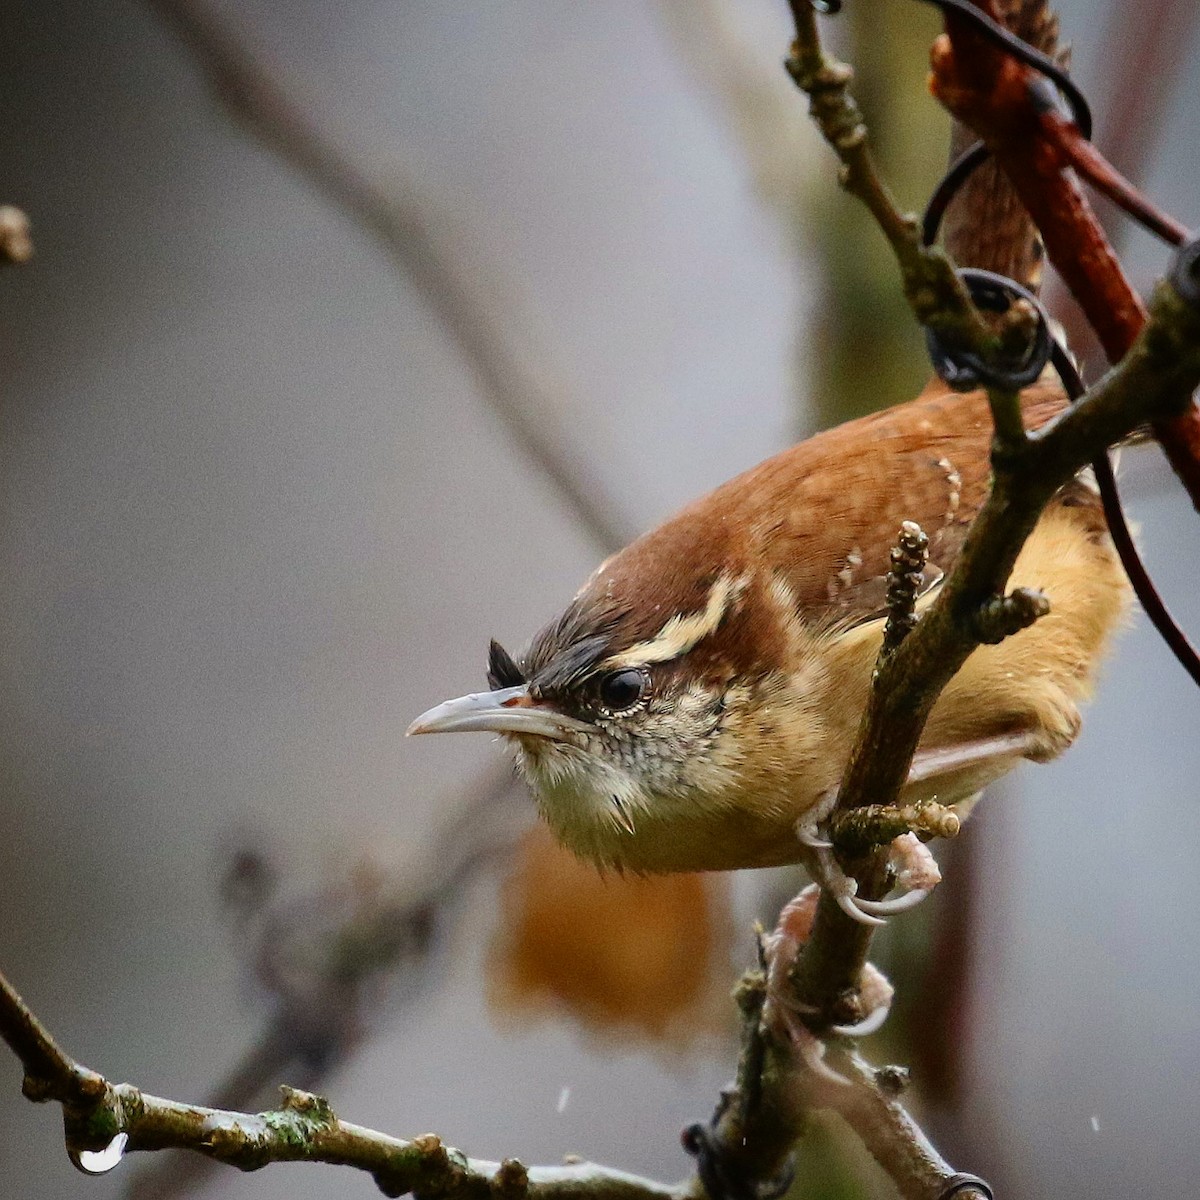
572 383 1067 651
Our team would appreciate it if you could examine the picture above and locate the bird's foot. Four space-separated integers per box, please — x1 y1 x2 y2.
794 786 838 850
852 831 942 918
761 886 895 1079
796 806 942 927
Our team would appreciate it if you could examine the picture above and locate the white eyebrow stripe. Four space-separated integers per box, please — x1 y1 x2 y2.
602 574 744 668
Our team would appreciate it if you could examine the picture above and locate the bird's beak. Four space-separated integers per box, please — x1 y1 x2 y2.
406 685 589 740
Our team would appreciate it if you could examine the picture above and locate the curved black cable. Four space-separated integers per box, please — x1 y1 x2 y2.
923 268 1052 390
924 263 1200 690
681 1124 795 1200
910 0 1090 249
922 141 992 248
938 1174 995 1200
911 0 1092 249
915 0 1092 136
813 0 1200 685
1050 342 1200 690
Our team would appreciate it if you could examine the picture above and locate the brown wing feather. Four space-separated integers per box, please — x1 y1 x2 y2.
585 383 1071 648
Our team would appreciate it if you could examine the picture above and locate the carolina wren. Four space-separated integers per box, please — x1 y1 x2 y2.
410 381 1128 919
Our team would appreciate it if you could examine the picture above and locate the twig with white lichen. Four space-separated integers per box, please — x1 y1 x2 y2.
0 968 685 1200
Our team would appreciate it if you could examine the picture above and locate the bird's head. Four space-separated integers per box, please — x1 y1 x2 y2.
408 559 831 871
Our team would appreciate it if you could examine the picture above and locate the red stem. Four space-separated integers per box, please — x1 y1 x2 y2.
929 0 1200 510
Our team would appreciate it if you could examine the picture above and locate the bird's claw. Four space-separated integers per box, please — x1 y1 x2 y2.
833 881 887 927
829 995 893 1039
797 818 939 927
762 891 895 1053
794 789 837 850
795 820 833 850
852 887 931 917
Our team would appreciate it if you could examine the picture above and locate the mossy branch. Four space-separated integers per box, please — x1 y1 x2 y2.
0 970 686 1200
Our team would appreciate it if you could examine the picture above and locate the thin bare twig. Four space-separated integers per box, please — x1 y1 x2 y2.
783 2 990 360
703 945 963 1200
146 0 627 552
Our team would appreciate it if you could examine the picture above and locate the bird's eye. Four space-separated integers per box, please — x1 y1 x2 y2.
598 668 648 713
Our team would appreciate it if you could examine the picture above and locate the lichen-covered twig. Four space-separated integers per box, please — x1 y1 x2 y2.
830 802 961 858
0 968 685 1200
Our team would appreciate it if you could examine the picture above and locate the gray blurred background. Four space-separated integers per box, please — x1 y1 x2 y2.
0 2 1197 1198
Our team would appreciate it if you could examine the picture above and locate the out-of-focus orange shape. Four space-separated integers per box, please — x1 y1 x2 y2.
488 825 733 1048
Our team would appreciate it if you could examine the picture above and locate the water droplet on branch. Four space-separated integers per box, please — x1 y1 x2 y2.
69 1132 128 1175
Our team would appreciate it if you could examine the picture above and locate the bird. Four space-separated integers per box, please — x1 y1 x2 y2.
408 378 1129 923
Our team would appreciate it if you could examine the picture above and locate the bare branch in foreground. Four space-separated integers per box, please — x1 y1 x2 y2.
780 0 1200 1011
692 913 969 1200
0 967 684 1200
145 0 627 553
672 8 1200 1200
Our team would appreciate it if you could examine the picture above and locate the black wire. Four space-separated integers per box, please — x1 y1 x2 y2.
922 264 1200 690
923 268 1052 390
922 141 991 248
915 0 1092 137
815 0 1200 688
681 1124 795 1200
901 4 1200 690
913 0 1092 251
1049 343 1200 691
938 1175 995 1200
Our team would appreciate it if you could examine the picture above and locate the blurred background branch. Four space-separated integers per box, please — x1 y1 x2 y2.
126 763 528 1200
100 9 740 1197
147 0 630 552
